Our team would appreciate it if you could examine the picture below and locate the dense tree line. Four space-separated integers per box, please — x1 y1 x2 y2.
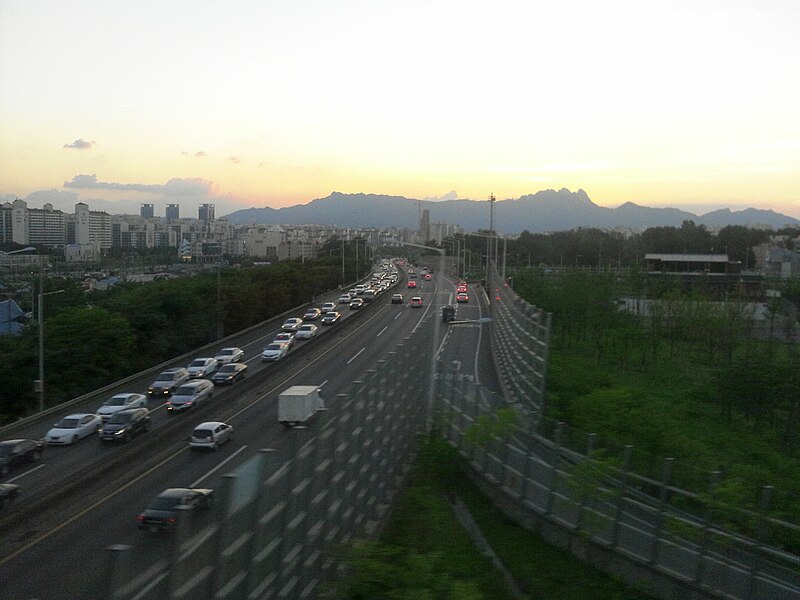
0 246 370 425
442 222 799 271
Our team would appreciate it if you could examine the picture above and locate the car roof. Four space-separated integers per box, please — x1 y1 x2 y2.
219 347 239 352
162 367 185 374
0 439 27 446
179 379 211 387
195 421 226 429
63 413 94 419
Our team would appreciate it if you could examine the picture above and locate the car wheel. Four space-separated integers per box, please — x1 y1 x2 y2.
212 442 218 451
124 432 131 443
72 435 78 444
30 450 41 462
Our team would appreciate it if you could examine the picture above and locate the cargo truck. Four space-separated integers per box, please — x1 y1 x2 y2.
278 385 325 426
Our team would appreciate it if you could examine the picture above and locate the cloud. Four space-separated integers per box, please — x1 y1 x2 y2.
423 190 458 202
64 174 213 197
228 156 240 164
181 150 207 157
63 139 94 149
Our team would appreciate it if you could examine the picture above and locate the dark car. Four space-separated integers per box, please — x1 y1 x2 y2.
99 408 150 443
147 367 190 397
391 293 404 304
0 439 43 478
0 483 20 510
137 487 214 531
442 305 456 322
320 311 340 325
211 363 248 385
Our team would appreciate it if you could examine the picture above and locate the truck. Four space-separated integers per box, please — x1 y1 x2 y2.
442 305 456 322
278 385 325 426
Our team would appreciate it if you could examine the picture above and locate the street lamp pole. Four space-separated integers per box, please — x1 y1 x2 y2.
37 288 64 412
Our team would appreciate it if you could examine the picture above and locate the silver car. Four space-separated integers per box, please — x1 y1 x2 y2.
96 393 147 421
189 422 233 450
166 380 215 412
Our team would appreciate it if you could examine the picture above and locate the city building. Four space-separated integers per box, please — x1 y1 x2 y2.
199 204 215 225
140 204 154 219
166 204 180 222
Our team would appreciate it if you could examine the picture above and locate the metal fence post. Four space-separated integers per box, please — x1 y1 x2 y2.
650 457 675 566
747 485 774 600
576 433 597 532
694 470 721 585
102 544 131 600
611 445 633 550
545 422 564 517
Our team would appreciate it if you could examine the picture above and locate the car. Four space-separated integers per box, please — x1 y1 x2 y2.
354 284 367 295
167 380 215 411
281 318 303 332
320 311 340 325
410 296 423 308
99 408 150 442
456 292 469 303
186 357 218 379
261 341 290 361
424 273 432 280
189 422 233 450
44 413 102 445
457 282 468 293
0 483 20 511
407 280 417 289
147 367 190 397
338 293 352 304
211 362 248 385
295 324 318 339
137 488 214 531
272 331 295 348
214 347 244 364
0 439 43 478
391 293 404 304
362 289 377 302
442 305 456 322
320 301 336 312
349 298 364 310
96 393 148 421
303 308 322 321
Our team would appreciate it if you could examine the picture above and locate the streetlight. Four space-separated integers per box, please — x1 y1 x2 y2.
37 288 65 412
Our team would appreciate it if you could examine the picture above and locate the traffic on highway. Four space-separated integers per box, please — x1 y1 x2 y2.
0 257 494 599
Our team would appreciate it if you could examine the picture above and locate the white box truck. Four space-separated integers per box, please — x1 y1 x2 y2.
278 385 325 426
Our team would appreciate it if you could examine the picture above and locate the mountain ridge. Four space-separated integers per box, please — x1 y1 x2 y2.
222 189 800 233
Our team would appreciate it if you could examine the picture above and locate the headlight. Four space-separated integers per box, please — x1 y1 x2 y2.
115 429 126 436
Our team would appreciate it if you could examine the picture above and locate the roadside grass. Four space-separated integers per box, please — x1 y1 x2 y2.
333 436 657 600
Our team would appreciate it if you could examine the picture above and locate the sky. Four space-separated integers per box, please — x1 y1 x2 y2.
1 0 799 219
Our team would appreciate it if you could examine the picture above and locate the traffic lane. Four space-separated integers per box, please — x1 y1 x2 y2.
0 288 395 497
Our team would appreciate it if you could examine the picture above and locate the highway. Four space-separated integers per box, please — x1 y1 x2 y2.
0 263 498 599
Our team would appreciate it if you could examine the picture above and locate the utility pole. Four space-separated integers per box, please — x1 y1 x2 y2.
487 193 496 297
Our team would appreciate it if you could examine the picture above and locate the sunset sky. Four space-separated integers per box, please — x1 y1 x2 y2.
1 0 799 218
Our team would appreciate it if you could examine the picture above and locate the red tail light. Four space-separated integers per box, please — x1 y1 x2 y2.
137 514 144 522
167 517 177 524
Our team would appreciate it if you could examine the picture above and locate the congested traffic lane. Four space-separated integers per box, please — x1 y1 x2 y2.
0 280 400 511
0 270 444 598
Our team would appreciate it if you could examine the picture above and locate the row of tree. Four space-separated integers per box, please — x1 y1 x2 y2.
0 245 372 425
439 221 800 270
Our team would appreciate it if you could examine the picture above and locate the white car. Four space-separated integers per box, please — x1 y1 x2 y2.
214 347 244 364
190 422 234 450
96 393 148 421
320 302 336 312
272 332 295 348
44 413 102 445
281 318 303 332
295 324 318 339
338 294 352 304
187 357 218 378
166 380 215 412
261 342 290 362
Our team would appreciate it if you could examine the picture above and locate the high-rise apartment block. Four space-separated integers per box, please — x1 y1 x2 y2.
140 203 154 219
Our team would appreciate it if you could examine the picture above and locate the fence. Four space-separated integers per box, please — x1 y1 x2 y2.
104 332 434 600
439 261 800 600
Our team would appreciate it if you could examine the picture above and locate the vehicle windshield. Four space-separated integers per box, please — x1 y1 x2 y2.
105 397 126 406
265 344 282 351
108 412 133 424
219 349 234 356
55 418 79 428
299 326 312 331
189 359 207 367
0 446 12 457
219 365 236 373
155 374 174 382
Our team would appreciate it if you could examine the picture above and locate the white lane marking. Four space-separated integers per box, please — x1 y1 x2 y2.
5 463 46 483
394 312 402 320
347 348 365 364
376 326 388 337
319 379 329 388
190 445 248 488
150 402 169 413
